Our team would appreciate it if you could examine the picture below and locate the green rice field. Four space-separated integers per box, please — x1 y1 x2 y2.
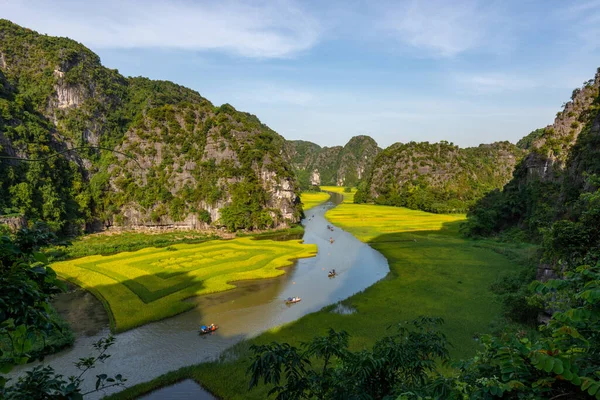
52 237 317 332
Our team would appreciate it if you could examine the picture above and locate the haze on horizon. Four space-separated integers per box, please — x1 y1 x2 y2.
3 0 600 148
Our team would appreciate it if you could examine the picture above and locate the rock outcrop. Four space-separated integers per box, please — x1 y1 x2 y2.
284 135 380 188
0 19 301 232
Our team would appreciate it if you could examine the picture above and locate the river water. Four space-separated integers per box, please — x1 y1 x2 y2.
9 193 389 398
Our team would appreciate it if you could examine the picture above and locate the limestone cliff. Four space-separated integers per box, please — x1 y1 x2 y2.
0 19 301 232
284 135 380 188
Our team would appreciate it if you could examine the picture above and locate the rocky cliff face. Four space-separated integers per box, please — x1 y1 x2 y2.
464 67 600 280
284 135 380 188
0 20 301 232
523 71 600 181
358 141 525 213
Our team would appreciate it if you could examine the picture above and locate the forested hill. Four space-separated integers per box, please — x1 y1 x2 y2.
354 141 525 213
0 19 302 234
464 68 600 273
284 135 380 188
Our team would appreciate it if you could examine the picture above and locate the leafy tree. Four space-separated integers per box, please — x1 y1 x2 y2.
248 317 449 399
0 225 126 398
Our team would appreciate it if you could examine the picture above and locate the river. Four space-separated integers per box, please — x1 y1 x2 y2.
8 193 389 398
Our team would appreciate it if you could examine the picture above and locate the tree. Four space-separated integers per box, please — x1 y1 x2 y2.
0 226 126 398
248 317 449 399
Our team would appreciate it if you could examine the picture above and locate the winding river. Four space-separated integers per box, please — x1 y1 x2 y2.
9 193 389 398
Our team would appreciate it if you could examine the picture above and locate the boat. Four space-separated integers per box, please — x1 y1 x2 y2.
285 297 302 304
328 270 337 278
199 324 218 334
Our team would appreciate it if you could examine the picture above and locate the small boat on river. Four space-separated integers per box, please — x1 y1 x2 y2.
285 297 302 304
199 324 218 334
328 269 337 278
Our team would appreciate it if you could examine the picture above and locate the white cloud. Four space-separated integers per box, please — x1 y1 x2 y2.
380 0 511 57
1 0 320 58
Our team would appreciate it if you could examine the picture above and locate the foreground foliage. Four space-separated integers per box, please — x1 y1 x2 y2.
0 226 125 398
248 317 448 399
52 237 317 331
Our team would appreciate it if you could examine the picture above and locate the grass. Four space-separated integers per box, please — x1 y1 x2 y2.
320 186 357 203
46 231 216 261
51 237 317 332
107 203 532 400
300 191 330 211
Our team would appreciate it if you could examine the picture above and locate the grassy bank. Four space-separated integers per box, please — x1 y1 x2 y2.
300 191 330 211
52 237 317 332
107 203 531 400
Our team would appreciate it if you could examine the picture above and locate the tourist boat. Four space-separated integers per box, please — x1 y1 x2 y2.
285 297 302 304
199 324 218 334
328 271 336 278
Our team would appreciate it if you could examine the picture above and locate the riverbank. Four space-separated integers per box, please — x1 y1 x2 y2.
107 199 531 400
52 237 318 332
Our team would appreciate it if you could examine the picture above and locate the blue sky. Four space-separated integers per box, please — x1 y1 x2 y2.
3 0 600 147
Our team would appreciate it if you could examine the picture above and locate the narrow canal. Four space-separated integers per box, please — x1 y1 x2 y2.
9 193 389 398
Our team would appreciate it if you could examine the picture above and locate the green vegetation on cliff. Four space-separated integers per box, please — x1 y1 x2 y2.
356 140 525 214
464 69 600 261
285 135 380 189
0 19 301 234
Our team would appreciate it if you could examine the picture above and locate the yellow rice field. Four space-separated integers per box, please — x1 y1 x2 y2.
325 203 465 242
320 186 357 203
300 191 331 211
52 237 317 332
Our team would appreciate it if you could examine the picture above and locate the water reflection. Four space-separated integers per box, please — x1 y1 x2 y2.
9 193 389 399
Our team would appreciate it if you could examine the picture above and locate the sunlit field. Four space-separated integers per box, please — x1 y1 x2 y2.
326 203 465 241
109 203 531 400
300 191 330 211
52 238 317 332
320 185 356 203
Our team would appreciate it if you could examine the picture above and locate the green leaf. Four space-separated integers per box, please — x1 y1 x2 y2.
543 357 555 373
32 251 48 264
553 359 564 375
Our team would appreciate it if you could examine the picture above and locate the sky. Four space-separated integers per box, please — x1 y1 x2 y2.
2 0 600 148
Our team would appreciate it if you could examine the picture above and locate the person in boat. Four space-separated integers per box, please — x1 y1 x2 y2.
332 269 336 275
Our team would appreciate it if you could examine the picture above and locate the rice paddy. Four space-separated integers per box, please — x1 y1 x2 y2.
108 202 530 400
325 203 465 242
51 237 317 332
320 185 357 203
300 191 331 211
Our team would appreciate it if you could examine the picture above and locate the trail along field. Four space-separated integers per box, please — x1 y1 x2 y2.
51 237 317 332
108 202 532 400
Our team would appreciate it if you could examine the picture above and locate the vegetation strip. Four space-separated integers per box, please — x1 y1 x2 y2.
106 202 530 400
51 237 317 332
